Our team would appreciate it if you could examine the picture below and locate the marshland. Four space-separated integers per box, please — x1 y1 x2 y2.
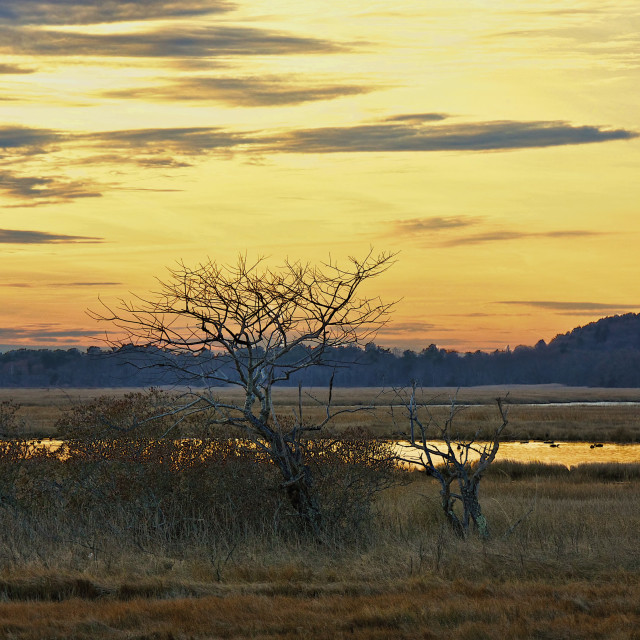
0 385 638 638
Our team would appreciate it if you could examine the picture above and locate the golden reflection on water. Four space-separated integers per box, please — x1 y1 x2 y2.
395 441 640 467
28 438 640 467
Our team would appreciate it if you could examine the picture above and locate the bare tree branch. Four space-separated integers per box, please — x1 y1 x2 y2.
89 250 396 536
394 383 509 539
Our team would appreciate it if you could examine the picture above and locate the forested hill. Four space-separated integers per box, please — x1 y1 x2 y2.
2 313 640 388
548 313 640 352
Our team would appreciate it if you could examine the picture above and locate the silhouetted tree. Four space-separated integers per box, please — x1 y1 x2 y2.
90 251 395 535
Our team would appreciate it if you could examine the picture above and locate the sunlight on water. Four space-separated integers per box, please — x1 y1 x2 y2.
27 438 640 467
395 441 640 467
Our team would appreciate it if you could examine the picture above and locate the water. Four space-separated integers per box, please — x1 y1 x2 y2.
395 440 640 467
27 438 640 467
518 402 640 408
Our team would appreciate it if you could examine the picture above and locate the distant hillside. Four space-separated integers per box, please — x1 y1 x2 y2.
2 314 640 387
548 313 640 352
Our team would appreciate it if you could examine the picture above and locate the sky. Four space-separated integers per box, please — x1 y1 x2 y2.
1 0 639 353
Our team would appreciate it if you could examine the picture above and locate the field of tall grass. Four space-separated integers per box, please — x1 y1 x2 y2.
0 443 639 637
0 386 639 638
3 385 640 441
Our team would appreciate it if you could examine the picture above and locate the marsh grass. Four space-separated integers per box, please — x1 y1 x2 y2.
0 578 638 640
0 466 639 638
0 388 639 638
3 385 640 441
0 448 638 638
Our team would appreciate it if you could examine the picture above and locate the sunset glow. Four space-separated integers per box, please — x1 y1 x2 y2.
1 0 639 352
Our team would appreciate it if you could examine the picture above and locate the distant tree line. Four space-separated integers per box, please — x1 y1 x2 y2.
2 313 640 388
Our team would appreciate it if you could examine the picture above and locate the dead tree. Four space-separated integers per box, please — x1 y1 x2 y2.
394 385 508 539
90 251 395 536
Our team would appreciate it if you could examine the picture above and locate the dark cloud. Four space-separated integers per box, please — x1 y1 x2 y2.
0 170 102 204
382 113 449 123
0 326 96 340
0 229 103 244
2 115 635 206
498 301 639 311
81 127 255 167
392 216 481 233
102 76 372 107
0 1 232 25
264 119 637 153
0 63 35 74
79 153 194 169
0 125 250 202
0 125 63 154
0 25 343 59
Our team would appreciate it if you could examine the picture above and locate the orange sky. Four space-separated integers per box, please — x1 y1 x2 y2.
1 0 639 352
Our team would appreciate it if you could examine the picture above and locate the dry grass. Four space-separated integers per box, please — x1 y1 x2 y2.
0 578 638 639
3 385 640 441
0 387 639 638
0 452 639 638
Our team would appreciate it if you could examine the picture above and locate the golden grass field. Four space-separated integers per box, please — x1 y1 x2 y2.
0 385 639 638
0 467 639 639
3 384 640 441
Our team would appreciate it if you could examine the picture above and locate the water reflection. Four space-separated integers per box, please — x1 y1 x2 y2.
24 438 640 467
395 441 640 467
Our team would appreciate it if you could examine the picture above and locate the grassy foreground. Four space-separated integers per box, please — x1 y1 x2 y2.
0 387 639 638
0 577 637 639
0 454 639 639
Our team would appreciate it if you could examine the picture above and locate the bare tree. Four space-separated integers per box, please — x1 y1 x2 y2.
90 251 395 535
393 384 508 539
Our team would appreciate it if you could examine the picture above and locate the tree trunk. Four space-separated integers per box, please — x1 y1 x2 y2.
439 476 489 539
284 468 323 537
272 437 323 537
440 478 464 538
462 482 489 539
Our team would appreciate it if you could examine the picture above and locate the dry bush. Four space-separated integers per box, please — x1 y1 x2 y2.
53 389 222 440
0 399 25 438
54 389 176 439
306 432 400 540
0 430 402 574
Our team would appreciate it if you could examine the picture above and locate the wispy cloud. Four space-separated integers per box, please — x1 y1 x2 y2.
378 321 442 334
0 170 103 205
0 326 96 340
0 25 344 59
382 113 449 123
0 125 63 154
2 116 636 206
101 75 372 107
265 118 637 153
391 216 482 234
438 229 602 247
498 301 640 312
81 127 254 167
386 216 603 247
0 63 35 74
0 0 232 25
0 229 104 244
0 281 120 287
